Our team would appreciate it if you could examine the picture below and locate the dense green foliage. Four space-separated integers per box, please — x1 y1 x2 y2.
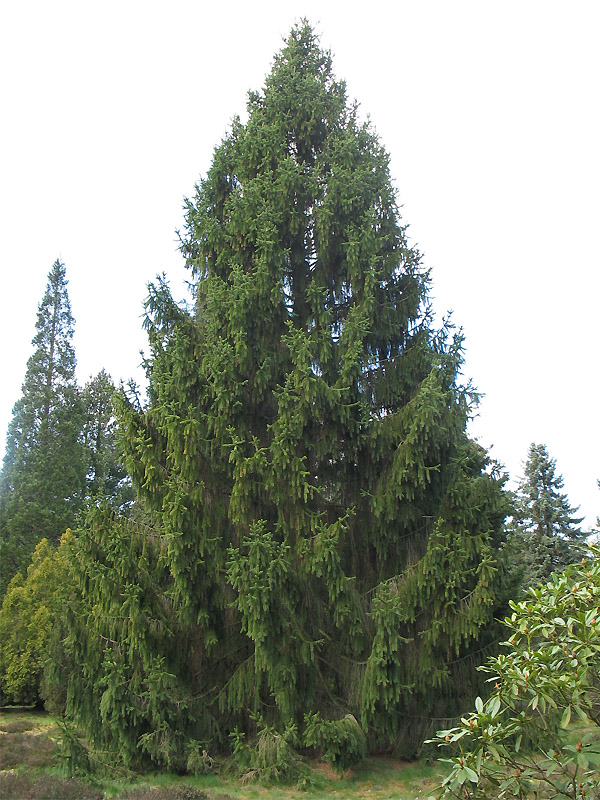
304 712 367 774
0 365 133 702
82 369 134 510
228 719 308 783
51 24 509 769
508 443 587 594
0 263 132 596
431 547 600 800
0 532 75 704
0 260 85 594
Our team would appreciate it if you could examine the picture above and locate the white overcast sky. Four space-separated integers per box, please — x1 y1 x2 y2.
1 1 598 526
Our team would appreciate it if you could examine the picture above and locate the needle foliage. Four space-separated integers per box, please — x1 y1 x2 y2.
57 24 509 770
0 260 85 595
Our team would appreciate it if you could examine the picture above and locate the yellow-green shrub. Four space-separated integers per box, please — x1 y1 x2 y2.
0 531 75 705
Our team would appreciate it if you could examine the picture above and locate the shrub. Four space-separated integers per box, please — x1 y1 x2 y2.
0 718 34 733
0 532 76 705
118 785 211 800
430 547 600 799
0 730 57 770
303 712 367 774
0 773 103 800
229 720 308 783
185 740 215 775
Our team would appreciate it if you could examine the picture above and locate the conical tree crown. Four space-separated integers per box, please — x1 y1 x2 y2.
509 442 587 591
520 443 583 537
0 260 85 593
152 22 461 564
30 259 77 414
63 25 508 767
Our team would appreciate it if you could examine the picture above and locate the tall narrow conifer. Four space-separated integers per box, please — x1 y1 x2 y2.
509 443 587 592
0 260 85 593
62 25 508 765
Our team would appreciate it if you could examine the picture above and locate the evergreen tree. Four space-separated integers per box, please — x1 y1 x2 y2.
81 370 134 510
509 442 587 592
0 532 75 706
0 260 85 594
60 24 508 767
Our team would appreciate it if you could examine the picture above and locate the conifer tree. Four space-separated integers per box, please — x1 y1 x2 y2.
0 260 85 594
0 532 75 705
509 442 587 592
81 370 134 509
61 24 509 766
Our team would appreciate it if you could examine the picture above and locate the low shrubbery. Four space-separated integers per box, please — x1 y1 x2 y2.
0 709 442 799
0 773 103 800
304 712 367 774
430 547 600 799
228 719 309 784
0 532 75 706
117 785 224 800
0 729 57 770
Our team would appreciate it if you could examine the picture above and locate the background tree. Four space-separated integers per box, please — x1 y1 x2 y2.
0 531 75 705
0 260 85 594
81 369 134 510
508 443 587 593
58 24 509 768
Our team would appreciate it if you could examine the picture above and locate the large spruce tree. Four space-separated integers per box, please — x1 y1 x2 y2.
61 25 508 767
0 260 85 594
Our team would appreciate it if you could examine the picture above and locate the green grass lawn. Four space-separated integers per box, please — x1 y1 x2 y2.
0 710 442 800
